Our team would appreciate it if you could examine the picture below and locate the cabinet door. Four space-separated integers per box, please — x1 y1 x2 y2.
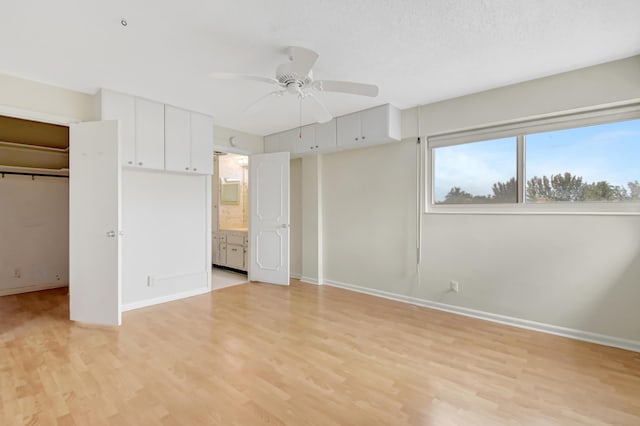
226 244 244 270
264 134 280 153
101 90 135 167
190 112 214 175
284 128 302 151
212 232 219 264
336 113 362 148
361 105 390 146
134 98 165 170
226 232 245 245
293 125 317 154
164 105 191 172
315 119 337 153
218 242 227 265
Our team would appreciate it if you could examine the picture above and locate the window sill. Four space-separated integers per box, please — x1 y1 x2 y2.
426 203 640 216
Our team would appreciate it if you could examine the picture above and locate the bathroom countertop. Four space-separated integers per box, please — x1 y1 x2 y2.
220 227 248 232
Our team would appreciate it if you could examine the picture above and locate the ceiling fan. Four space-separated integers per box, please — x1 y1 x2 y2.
210 46 379 124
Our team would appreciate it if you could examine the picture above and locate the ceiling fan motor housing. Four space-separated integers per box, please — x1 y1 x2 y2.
276 62 313 94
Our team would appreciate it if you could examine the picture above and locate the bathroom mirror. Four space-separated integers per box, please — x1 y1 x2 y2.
221 182 240 204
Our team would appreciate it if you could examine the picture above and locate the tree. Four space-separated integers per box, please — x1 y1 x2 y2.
628 180 640 200
491 177 517 203
583 181 627 201
527 172 584 202
441 187 473 204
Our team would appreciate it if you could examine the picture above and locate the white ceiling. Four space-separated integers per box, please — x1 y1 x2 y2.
1 0 639 136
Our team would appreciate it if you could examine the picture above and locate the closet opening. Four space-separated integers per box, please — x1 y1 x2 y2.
0 115 70 320
211 151 249 290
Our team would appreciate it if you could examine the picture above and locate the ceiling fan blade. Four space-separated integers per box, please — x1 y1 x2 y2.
306 93 332 123
210 72 281 86
312 80 379 97
244 90 285 115
287 46 319 78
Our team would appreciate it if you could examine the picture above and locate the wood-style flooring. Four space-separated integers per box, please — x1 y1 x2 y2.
1 280 639 425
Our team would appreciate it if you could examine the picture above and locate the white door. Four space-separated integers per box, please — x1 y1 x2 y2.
249 152 290 285
69 121 122 325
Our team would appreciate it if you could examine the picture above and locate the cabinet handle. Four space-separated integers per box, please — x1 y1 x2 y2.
315 145 319 148
128 161 133 165
138 162 143 166
362 136 366 140
355 137 359 141
185 167 190 170
231 248 238 252
193 168 197 171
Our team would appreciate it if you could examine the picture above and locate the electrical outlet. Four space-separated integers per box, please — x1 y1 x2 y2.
450 280 459 293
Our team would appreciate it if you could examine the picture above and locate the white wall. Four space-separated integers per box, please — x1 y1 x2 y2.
121 169 209 306
290 158 302 277
301 155 323 284
322 141 418 292
315 55 640 345
403 55 640 137
0 73 96 123
214 125 264 154
0 174 69 295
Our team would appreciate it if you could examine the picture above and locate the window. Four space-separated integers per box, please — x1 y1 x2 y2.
433 137 516 204
427 106 640 213
526 120 640 203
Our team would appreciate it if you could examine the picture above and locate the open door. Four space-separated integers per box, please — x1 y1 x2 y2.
69 121 121 325
249 152 290 285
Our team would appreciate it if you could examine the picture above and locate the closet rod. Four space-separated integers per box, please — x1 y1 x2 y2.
1 171 69 179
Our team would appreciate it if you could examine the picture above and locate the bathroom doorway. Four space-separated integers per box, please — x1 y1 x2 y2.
211 151 249 289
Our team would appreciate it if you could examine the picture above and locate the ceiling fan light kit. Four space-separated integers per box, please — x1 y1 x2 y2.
211 46 379 125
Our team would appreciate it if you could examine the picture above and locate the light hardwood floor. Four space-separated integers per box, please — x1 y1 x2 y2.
1 280 639 425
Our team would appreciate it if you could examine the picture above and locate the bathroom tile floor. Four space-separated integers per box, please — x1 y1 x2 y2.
211 266 248 290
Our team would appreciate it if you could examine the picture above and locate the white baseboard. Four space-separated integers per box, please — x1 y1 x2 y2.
300 275 321 285
121 286 210 312
0 282 68 297
290 272 302 280
324 279 640 353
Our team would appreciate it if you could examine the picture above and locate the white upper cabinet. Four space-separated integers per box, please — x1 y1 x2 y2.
293 120 337 154
336 113 361 147
265 128 297 153
189 112 214 175
165 106 214 175
101 89 213 175
266 120 338 156
336 104 401 148
101 90 164 170
264 134 280 153
134 98 165 169
264 104 399 158
164 105 191 172
100 90 136 166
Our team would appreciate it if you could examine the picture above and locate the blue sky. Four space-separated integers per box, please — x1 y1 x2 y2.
433 119 640 202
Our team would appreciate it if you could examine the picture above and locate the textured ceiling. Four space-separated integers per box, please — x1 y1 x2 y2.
1 0 639 135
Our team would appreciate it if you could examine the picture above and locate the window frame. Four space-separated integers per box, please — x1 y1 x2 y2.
426 103 640 215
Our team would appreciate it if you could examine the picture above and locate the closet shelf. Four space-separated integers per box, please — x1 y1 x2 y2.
0 165 69 177
0 140 69 152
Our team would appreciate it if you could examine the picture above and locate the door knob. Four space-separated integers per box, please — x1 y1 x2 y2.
106 230 116 237
280 224 290 228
